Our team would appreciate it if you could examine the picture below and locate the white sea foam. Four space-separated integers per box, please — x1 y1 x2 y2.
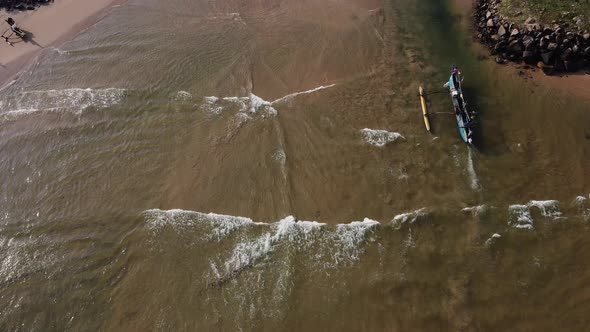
466 148 480 190
574 195 588 205
201 84 337 118
51 47 69 55
574 195 590 220
201 96 224 115
360 128 405 147
332 218 379 265
144 209 383 283
272 149 287 166
507 199 564 229
391 208 427 229
175 91 192 101
272 84 336 104
249 93 277 116
0 88 125 119
528 200 562 218
462 204 486 217
217 216 327 282
204 96 219 103
508 204 534 230
0 79 17 92
202 94 277 116
144 209 257 241
398 166 409 180
485 233 501 247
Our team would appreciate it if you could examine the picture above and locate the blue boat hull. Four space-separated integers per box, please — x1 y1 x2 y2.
447 71 474 145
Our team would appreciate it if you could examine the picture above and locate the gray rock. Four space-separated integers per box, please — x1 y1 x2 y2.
561 48 573 60
522 35 534 47
584 33 590 40
487 19 495 28
547 42 558 51
491 34 501 42
508 40 523 53
494 40 507 52
541 51 555 64
498 25 506 36
525 23 541 32
539 39 547 49
486 11 492 19
523 50 536 64
511 28 519 36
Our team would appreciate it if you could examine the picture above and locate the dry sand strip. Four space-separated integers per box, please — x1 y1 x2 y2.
0 0 125 86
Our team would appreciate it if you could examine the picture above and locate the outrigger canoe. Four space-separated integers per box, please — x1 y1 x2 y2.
418 86 431 131
445 66 474 145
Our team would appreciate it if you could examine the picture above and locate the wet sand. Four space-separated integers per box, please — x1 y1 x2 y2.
0 0 125 86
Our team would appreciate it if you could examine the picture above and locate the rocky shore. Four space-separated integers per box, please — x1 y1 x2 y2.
0 0 53 11
475 0 590 74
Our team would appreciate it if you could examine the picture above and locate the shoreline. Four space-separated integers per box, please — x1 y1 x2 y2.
454 0 590 100
0 0 126 87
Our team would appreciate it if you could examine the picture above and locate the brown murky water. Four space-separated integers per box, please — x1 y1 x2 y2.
1 0 589 330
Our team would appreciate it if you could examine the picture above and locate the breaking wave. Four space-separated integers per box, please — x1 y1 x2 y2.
360 128 405 147
200 84 336 118
390 208 427 229
462 204 487 217
144 209 383 280
201 94 276 117
272 84 336 104
0 88 126 120
508 200 563 230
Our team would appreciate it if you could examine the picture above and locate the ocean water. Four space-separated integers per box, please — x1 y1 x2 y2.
1 0 589 330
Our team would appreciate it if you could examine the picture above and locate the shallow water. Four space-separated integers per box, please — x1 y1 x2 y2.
1 0 589 330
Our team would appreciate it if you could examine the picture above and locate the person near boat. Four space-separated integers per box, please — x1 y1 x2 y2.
4 17 26 38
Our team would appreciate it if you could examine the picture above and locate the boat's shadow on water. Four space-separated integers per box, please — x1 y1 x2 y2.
462 85 492 154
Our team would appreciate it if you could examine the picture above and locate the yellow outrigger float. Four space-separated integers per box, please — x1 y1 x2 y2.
418 86 431 132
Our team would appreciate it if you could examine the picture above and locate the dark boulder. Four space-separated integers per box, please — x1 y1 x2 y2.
563 60 577 72
522 35 534 48
508 40 523 53
541 65 555 75
495 56 506 64
523 51 537 64
561 48 573 60
539 39 547 49
494 40 508 52
542 28 553 36
541 51 555 65
547 43 558 51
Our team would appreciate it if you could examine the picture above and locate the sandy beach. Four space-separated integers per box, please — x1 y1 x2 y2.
0 0 124 86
